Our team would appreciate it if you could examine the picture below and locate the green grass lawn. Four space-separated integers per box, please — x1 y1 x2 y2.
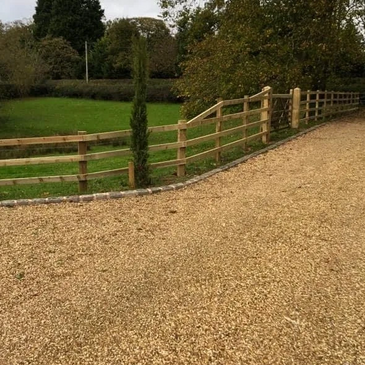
0 97 180 138
0 97 323 201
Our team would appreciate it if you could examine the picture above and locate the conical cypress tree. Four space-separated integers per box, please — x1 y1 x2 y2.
130 36 150 187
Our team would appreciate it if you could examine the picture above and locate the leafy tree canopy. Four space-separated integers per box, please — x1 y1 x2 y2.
0 21 46 96
129 18 177 78
90 17 177 79
161 0 365 118
33 0 105 54
38 36 81 79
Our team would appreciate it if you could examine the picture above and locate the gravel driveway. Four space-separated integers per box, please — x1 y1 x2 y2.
1 116 365 365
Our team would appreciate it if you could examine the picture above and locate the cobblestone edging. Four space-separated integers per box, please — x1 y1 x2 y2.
0 124 326 208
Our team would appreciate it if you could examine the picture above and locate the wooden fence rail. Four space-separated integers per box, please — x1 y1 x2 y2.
0 86 359 192
289 88 359 126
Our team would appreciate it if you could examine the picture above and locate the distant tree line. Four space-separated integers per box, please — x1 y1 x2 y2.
0 0 184 99
2 0 365 118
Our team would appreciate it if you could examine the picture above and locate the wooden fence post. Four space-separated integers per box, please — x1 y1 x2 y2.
128 161 135 189
289 88 293 124
323 90 327 118
215 98 223 163
177 120 187 177
342 92 345 110
306 90 310 124
243 95 249 150
315 90 319 121
330 91 334 118
291 87 301 128
338 92 342 113
78 131 87 193
261 86 272 144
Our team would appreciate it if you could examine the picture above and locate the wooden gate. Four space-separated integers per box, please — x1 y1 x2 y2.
271 94 292 130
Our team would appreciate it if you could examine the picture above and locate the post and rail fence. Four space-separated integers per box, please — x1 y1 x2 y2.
0 87 359 193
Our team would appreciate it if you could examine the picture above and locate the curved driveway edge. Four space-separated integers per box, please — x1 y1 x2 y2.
0 123 326 208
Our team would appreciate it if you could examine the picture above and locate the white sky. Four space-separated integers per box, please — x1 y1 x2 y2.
0 0 163 23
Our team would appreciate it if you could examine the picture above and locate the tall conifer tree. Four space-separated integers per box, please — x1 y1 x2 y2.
130 36 150 188
33 0 104 54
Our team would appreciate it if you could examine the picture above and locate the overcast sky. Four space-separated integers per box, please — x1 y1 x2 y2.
0 0 163 23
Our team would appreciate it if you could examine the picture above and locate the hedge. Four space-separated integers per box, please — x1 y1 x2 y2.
1 79 181 103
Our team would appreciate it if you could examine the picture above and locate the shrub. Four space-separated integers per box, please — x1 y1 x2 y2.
2 79 181 103
0 83 21 99
36 79 180 102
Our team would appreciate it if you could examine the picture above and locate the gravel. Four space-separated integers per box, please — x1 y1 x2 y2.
1 116 365 365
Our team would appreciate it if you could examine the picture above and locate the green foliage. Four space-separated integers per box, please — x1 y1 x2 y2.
131 17 178 78
38 37 81 79
149 34 178 78
162 0 365 118
88 37 111 79
174 4 220 75
102 18 139 78
33 79 179 102
130 37 150 187
33 0 105 54
33 0 53 39
0 84 20 99
0 21 47 97
131 17 171 38
0 78 179 102
261 0 365 90
89 17 177 79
